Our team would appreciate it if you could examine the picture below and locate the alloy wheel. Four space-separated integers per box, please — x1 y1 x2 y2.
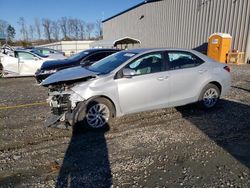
203 88 219 108
86 103 110 128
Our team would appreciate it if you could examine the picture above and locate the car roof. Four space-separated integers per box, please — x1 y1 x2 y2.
15 49 33 52
35 47 61 51
124 48 198 54
84 48 120 53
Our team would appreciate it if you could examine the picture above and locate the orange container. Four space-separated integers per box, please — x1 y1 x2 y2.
207 33 232 63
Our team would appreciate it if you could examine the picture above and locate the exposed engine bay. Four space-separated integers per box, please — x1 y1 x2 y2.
42 66 99 129
45 83 87 129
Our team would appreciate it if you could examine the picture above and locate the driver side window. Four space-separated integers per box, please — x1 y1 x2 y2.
125 53 164 76
17 52 36 60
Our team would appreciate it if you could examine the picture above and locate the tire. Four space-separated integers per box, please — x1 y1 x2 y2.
75 98 115 130
198 84 220 109
0 64 3 78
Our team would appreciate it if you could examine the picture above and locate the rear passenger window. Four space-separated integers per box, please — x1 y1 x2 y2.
167 52 204 70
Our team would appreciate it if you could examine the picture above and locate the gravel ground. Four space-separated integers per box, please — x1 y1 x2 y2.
0 64 250 187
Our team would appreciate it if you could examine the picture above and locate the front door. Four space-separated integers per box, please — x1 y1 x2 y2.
17 52 44 75
116 52 170 114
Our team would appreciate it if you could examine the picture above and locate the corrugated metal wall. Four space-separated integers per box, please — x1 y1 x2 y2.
103 0 250 61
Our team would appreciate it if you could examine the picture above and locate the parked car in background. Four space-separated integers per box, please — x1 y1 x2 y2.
28 47 66 60
35 48 120 83
41 48 231 129
0 48 57 77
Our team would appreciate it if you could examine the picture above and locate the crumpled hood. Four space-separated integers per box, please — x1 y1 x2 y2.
41 66 98 86
41 59 76 70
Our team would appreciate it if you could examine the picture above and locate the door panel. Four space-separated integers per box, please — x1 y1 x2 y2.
19 59 44 75
117 72 170 114
116 52 170 114
168 67 203 106
2 55 19 75
166 51 207 106
17 52 44 75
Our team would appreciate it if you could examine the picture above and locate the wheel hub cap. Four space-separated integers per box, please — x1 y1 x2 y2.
203 88 219 108
86 103 110 128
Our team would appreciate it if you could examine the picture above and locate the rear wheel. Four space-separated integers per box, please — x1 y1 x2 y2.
199 84 220 109
0 64 3 77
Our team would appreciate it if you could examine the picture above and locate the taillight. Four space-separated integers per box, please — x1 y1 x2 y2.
224 66 230 72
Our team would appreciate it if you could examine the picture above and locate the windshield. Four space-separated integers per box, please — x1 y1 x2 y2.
67 51 90 61
30 50 48 58
87 51 137 74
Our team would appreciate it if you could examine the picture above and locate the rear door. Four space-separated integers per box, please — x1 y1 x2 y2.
17 51 44 75
166 51 206 106
116 51 170 114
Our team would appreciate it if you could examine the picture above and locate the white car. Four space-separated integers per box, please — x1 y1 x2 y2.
30 47 66 60
0 49 55 77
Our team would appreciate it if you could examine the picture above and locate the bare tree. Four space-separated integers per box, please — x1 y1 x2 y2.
95 19 103 39
29 25 34 41
34 17 41 40
51 21 60 41
42 18 52 42
59 17 69 39
68 18 80 39
18 17 28 41
78 20 86 40
0 19 8 37
86 22 95 39
67 18 74 39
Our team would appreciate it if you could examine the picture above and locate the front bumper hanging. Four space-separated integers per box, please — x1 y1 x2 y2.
45 92 86 129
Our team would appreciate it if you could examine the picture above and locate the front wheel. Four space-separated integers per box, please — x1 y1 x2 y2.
76 98 115 129
198 84 220 109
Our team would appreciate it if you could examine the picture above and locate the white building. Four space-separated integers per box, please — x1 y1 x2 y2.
37 40 95 56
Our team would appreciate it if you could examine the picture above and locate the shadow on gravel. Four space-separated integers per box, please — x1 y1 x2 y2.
176 99 250 169
232 86 250 93
56 125 112 188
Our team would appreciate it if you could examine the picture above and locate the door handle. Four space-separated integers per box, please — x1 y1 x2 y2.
157 76 169 81
157 77 164 81
198 69 207 74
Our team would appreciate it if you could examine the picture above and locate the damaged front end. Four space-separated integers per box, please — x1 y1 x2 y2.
41 66 98 129
45 84 74 128
45 83 88 129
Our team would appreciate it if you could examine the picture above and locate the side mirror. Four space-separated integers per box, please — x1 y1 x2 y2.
122 68 136 78
34 57 39 61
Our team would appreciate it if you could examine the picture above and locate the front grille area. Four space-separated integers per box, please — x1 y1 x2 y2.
51 94 71 115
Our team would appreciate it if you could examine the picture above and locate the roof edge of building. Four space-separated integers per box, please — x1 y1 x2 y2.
102 0 162 23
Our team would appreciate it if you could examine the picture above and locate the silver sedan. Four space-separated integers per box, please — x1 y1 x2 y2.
42 48 231 129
